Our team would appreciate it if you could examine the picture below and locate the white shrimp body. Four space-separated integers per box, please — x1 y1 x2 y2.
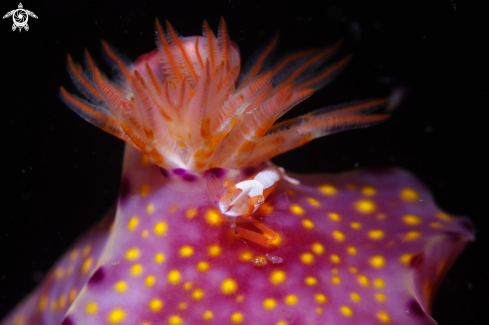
219 166 298 217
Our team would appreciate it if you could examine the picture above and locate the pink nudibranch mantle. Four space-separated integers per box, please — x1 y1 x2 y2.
1 19 474 325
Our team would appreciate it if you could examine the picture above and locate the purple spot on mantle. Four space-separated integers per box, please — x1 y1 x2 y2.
206 167 225 178
183 173 197 182
88 267 105 285
407 299 424 316
119 177 131 202
61 317 74 325
159 167 170 178
173 168 186 176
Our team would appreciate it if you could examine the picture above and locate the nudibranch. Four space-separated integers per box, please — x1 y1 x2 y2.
2 18 474 325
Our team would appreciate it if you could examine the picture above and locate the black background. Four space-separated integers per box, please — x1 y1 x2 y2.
1 0 487 323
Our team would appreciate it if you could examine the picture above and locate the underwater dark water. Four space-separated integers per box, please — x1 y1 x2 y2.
1 0 487 323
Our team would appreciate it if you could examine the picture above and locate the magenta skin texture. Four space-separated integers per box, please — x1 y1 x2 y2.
2 146 474 325
1 20 474 325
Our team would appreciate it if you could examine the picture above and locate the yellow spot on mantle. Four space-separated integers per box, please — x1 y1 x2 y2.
125 248 140 260
331 276 341 284
315 293 327 303
68 288 77 303
263 298 277 309
86 302 98 314
221 278 238 294
403 231 422 241
436 211 452 221
330 254 341 263
284 294 298 305
401 188 419 201
108 308 126 323
377 310 391 323
400 253 415 265
208 244 222 256
178 302 187 310
347 247 357 255
168 315 183 325
205 209 222 225
239 251 253 261
155 253 165 264
149 299 163 312
140 184 150 197
355 199 376 213
154 221 167 236
350 222 362 229
130 264 143 276
197 261 210 272
145 275 156 287
82 244 91 257
192 289 204 300
202 310 213 320
370 256 386 268
311 242 324 255
186 207 198 219
179 245 194 257
357 274 369 286
376 293 387 302
270 270 287 285
305 276 318 286
300 252 315 265
81 257 93 274
350 292 361 302
290 204 304 215
69 249 79 261
374 278 385 288
183 282 193 290
55 267 64 280
362 186 376 196
319 184 337 195
306 197 320 206
146 203 155 214
368 229 384 240
230 312 244 323
332 230 345 241
403 214 422 225
114 281 127 292
340 305 353 317
302 219 314 229
329 212 341 222
168 270 181 284
348 267 358 274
